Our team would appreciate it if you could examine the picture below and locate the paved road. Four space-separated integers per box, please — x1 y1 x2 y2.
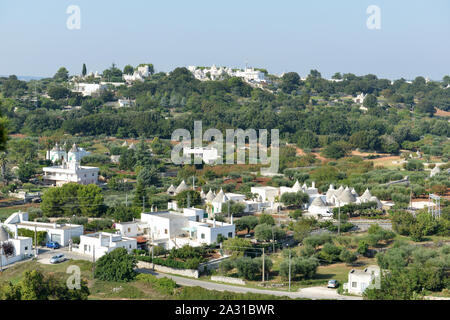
136 269 362 300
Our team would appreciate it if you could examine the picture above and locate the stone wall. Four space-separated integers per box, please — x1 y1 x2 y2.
210 276 245 285
136 261 199 278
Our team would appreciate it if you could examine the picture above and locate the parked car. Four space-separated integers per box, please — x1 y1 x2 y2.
46 241 60 249
50 254 66 264
327 279 339 288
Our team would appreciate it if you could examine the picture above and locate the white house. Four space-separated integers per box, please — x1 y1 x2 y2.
43 144 99 186
0 225 33 267
183 147 221 165
46 143 91 164
4 211 83 247
123 65 150 83
344 266 381 295
430 165 441 177
114 221 139 238
72 83 107 97
140 208 235 249
187 65 266 84
76 232 137 259
353 93 367 104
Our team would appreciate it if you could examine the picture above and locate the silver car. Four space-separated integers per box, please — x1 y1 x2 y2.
50 254 66 264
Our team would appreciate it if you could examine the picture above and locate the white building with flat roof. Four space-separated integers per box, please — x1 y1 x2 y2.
43 144 99 187
114 221 139 238
76 232 137 258
4 211 83 247
72 83 107 97
183 147 221 165
140 208 235 249
0 225 33 267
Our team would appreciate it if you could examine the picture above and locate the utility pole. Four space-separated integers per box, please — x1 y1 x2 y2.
34 226 38 257
92 244 96 279
262 247 265 283
271 227 275 252
151 232 155 271
338 200 341 235
227 201 230 220
142 196 145 212
288 245 291 292
0 246 3 273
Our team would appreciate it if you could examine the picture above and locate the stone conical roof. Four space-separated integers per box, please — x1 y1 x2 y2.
311 197 326 207
175 180 189 194
338 188 356 203
200 189 206 199
351 188 359 197
336 185 344 196
206 189 215 203
360 188 372 202
167 184 176 194
291 180 301 192
69 143 78 153
213 189 227 203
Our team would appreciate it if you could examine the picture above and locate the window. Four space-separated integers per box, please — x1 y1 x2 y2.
128 228 131 233
228 232 233 238
164 229 168 234
201 233 205 239
352 282 357 288
25 246 28 250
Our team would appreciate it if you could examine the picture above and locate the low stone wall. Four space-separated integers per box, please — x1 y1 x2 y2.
210 276 245 285
137 261 199 278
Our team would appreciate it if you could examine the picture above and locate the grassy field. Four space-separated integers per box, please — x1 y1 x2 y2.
0 259 298 300
0 204 40 222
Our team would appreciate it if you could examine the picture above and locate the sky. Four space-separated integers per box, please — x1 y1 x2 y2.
0 0 449 80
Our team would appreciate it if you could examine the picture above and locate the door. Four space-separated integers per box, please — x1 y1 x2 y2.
51 234 62 245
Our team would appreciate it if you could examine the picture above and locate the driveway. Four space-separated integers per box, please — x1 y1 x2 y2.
136 269 362 300
36 247 93 264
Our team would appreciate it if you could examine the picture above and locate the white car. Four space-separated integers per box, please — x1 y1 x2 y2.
50 254 66 264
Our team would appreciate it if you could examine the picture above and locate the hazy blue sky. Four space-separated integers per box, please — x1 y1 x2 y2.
0 0 449 79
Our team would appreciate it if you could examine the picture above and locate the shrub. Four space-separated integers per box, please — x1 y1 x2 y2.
279 257 319 279
318 243 342 263
357 240 369 256
94 248 137 282
339 249 357 264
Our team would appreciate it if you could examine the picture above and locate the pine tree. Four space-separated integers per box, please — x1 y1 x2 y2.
82 63 87 77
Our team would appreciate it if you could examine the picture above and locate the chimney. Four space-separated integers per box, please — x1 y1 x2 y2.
14 225 18 239
213 218 216 228
312 181 315 188
230 214 233 225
